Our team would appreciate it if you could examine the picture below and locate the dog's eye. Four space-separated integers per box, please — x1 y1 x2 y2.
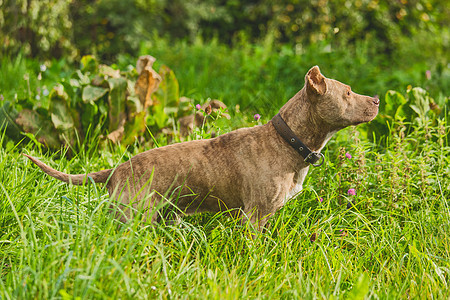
347 91 351 96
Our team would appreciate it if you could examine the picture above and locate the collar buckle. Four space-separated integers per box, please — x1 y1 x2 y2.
304 152 325 167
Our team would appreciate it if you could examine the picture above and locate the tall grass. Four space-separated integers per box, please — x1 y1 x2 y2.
0 38 449 298
0 105 448 298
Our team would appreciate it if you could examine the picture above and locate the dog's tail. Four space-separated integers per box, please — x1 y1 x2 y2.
23 154 112 185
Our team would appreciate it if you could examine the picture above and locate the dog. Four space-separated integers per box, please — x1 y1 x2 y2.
24 66 379 227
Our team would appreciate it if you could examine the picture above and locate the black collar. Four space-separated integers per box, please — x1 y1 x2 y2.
271 113 325 167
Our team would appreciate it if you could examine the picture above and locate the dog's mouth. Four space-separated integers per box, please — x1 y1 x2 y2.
363 98 380 121
352 105 379 125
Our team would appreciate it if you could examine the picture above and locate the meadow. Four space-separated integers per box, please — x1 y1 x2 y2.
0 39 449 298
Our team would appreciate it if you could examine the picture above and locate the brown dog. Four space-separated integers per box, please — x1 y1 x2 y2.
25 66 379 227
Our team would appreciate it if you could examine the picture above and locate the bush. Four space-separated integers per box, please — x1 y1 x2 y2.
1 0 448 64
0 0 75 58
0 53 237 152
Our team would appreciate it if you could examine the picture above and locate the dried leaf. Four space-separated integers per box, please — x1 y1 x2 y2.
208 99 227 110
136 55 156 74
107 125 124 143
205 104 212 115
135 56 161 109
202 99 229 118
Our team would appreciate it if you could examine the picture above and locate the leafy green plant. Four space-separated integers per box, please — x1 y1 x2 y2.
0 55 201 151
367 86 448 143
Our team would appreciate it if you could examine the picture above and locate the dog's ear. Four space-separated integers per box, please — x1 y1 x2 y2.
305 66 327 95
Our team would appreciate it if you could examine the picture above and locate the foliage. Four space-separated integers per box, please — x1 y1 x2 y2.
368 86 448 142
1 0 448 64
69 0 164 61
0 0 74 58
0 55 209 151
0 89 448 298
200 0 449 56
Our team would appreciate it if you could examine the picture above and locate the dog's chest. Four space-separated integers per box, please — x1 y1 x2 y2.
286 183 303 200
284 131 336 202
285 167 309 202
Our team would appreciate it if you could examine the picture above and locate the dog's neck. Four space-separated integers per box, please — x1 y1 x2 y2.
278 88 336 152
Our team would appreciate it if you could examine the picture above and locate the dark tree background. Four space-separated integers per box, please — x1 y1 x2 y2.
1 0 448 62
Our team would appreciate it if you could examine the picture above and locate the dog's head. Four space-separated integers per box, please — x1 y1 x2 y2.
305 66 379 128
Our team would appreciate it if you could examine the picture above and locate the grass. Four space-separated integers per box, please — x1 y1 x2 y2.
0 106 449 298
0 39 449 298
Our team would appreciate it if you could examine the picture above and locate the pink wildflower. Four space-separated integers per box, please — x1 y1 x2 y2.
345 152 352 159
253 114 261 121
426 70 431 80
195 104 201 110
347 188 356 196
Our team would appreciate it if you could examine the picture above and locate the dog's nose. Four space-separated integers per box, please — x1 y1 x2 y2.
373 97 380 106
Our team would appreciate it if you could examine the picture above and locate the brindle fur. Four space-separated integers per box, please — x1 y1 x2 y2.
25 66 379 227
